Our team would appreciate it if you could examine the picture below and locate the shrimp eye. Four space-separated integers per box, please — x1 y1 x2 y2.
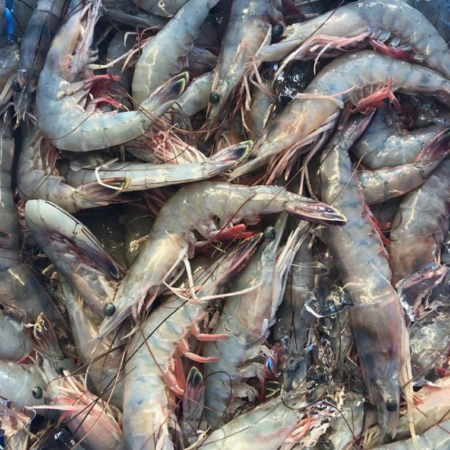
209 91 221 104
11 79 22 93
103 302 116 317
386 398 398 412
272 24 284 39
264 226 276 240
319 439 334 450
32 386 43 399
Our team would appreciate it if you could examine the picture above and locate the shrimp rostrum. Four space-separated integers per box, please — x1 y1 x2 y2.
36 0 188 151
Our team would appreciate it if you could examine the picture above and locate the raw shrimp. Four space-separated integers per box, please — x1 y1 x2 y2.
58 280 124 409
357 131 450 205
123 237 260 450
389 157 450 284
98 181 346 339
189 46 217 77
205 0 283 128
0 114 65 325
320 115 413 435
12 0 68 119
231 50 450 180
260 0 450 80
0 360 46 407
204 214 300 427
131 0 219 104
0 311 33 361
25 200 121 318
194 392 317 450
17 126 127 213
36 0 188 151
352 108 448 169
66 141 250 191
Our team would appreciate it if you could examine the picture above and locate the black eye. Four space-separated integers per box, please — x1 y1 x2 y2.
209 91 221 104
32 386 43 399
386 397 398 412
264 226 276 241
319 439 334 450
272 24 284 39
11 79 22 93
103 302 116 317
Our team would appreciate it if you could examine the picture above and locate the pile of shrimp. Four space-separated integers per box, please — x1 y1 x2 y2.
0 0 450 449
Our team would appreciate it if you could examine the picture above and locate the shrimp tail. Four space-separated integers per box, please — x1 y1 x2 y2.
415 129 450 164
32 313 63 359
183 367 205 421
208 141 253 175
285 194 347 226
76 177 131 207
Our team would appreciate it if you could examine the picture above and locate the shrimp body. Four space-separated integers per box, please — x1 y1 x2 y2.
389 157 450 283
320 116 411 434
231 50 450 179
36 2 188 151
132 0 219 103
0 43 19 108
66 142 250 191
206 0 283 127
174 71 212 119
12 0 67 119
0 311 33 361
204 214 298 427
197 395 303 450
99 181 346 338
123 241 259 450
357 131 450 204
352 109 447 169
18 127 126 213
25 200 121 318
261 0 450 80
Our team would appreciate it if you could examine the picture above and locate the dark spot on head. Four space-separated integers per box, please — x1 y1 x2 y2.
32 386 43 399
209 91 220 104
386 397 398 412
264 226 276 241
103 302 116 317
272 24 284 39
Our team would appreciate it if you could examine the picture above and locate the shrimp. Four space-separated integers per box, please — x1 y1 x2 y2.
131 0 219 104
36 0 188 151
98 181 346 339
12 0 68 120
357 130 450 205
33 317 125 450
123 237 261 450
389 157 450 284
57 280 124 409
260 0 450 81
0 360 46 407
24 200 122 318
351 108 448 169
194 391 320 450
0 310 33 361
320 114 413 435
230 50 450 181
17 126 128 213
0 114 65 326
66 141 251 191
205 0 283 129
203 214 302 427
